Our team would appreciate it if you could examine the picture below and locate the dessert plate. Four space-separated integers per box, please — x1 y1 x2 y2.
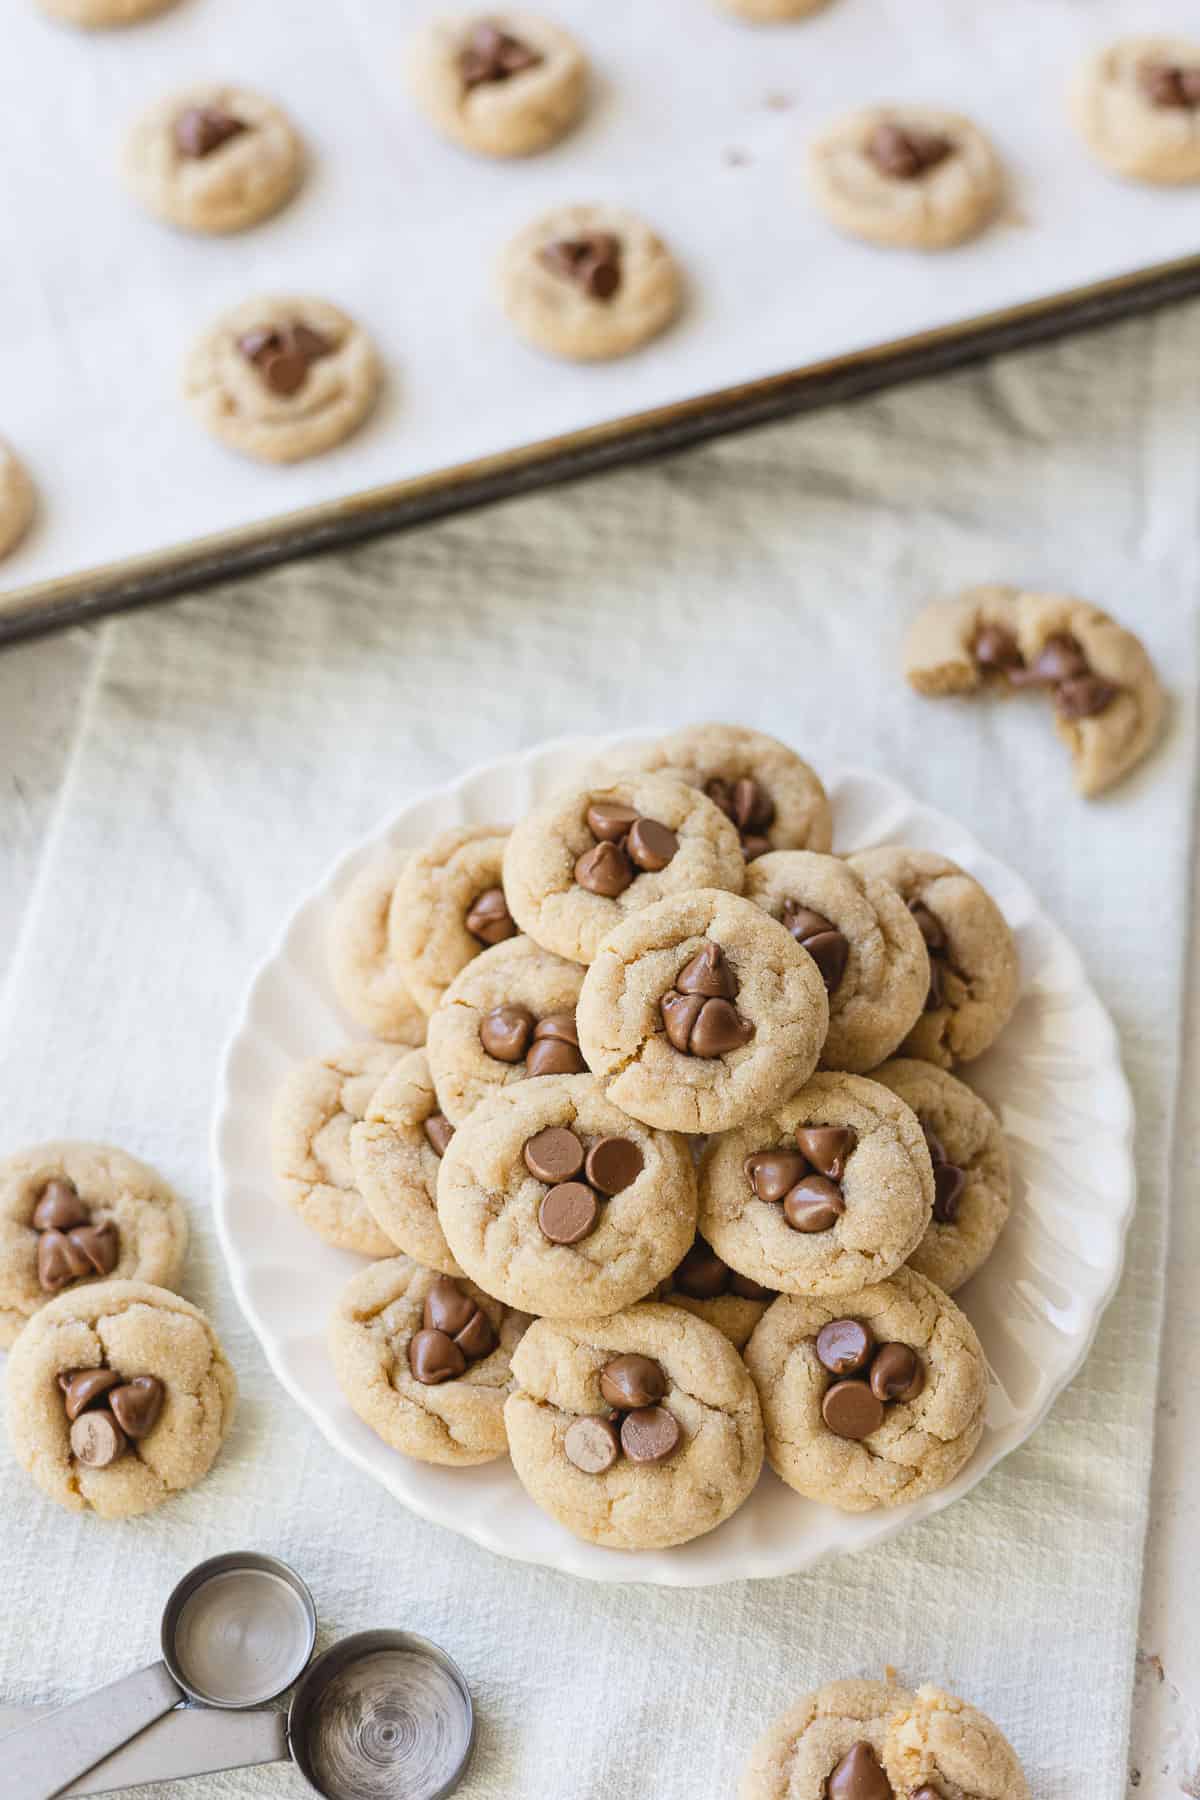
212 732 1134 1586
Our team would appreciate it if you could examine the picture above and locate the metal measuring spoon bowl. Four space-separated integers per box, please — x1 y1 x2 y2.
289 1630 475 1800
162 1550 317 1707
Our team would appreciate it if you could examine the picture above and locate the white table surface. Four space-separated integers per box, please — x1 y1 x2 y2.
1 302 1196 1798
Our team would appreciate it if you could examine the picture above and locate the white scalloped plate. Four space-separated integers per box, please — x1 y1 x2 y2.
212 733 1134 1587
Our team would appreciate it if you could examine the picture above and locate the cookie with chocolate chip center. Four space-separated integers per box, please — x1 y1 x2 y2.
389 824 515 1012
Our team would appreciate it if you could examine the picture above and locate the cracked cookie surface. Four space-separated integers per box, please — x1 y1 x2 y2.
436 1074 696 1318
739 1677 913 1800
350 1049 462 1275
5 1280 235 1517
329 1256 527 1466
808 105 1002 249
884 1683 1030 1799
0 1141 187 1349
328 848 428 1044
407 12 588 158
744 1267 987 1510
746 850 929 1071
271 1041 402 1255
505 1302 763 1548
389 824 513 1012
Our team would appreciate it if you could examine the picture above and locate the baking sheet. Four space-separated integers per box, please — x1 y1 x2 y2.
4 0 1200 606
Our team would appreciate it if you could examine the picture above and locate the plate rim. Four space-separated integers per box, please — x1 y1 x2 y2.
211 730 1136 1588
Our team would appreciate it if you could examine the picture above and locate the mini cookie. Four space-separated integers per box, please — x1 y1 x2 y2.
0 439 35 561
885 1684 1030 1800
5 1280 235 1518
407 13 587 157
504 774 745 966
329 1257 527 1467
504 1302 763 1549
349 1049 462 1275
594 723 832 860
659 1235 775 1350
1071 39 1200 185
36 0 176 25
328 849 428 1044
739 1677 913 1800
744 1266 988 1510
846 848 1018 1068
498 203 682 361
121 86 303 234
576 889 828 1134
389 824 515 1013
426 935 585 1124
746 851 929 1072
184 296 380 463
0 1143 187 1350
436 1074 696 1319
699 1074 933 1297
873 1059 1010 1294
718 0 831 18
904 585 1165 797
808 105 1002 250
270 1042 401 1255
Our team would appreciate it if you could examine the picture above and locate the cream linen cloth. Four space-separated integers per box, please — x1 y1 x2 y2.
0 303 1196 1799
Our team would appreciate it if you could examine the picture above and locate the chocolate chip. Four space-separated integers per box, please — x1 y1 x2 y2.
662 944 754 1056
424 1113 455 1158
533 1011 579 1044
921 1120 947 1167
408 1328 467 1385
584 1135 643 1196
575 840 634 897
459 21 542 89
1055 674 1120 721
869 1342 924 1403
675 942 737 1000
867 121 952 179
908 900 946 953
61 1368 121 1421
539 235 622 301
626 817 679 872
600 1353 667 1410
729 1271 774 1301
925 956 946 1013
933 1160 966 1224
745 1149 812 1204
69 1409 127 1469
706 776 775 858
67 1222 118 1277
782 1175 845 1233
538 1181 599 1244
454 1307 496 1360
523 1126 585 1184
815 1317 875 1376
238 323 334 398
480 1002 535 1062
1139 60 1200 107
31 1177 88 1233
822 1379 885 1440
971 621 1024 673
525 1012 586 1074
109 1375 165 1439
780 902 849 993
661 990 707 1052
826 1741 893 1800
673 1238 731 1299
37 1232 78 1294
423 1276 476 1339
620 1405 680 1464
465 886 518 945
690 997 755 1056
586 801 639 842
1010 631 1090 688
795 1126 856 1182
174 105 248 159
563 1413 620 1475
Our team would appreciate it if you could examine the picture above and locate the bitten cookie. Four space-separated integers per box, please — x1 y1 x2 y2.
328 849 428 1044
184 296 380 463
739 1677 913 1800
349 1049 462 1276
36 0 176 24
498 204 682 361
903 585 1165 796
121 86 304 233
407 12 588 157
808 105 1002 249
436 1075 696 1318
846 848 1018 1068
271 1042 401 1255
576 889 828 1134
744 1267 988 1510
873 1059 1010 1293
0 1143 188 1349
659 1235 775 1350
389 825 515 1013
329 1257 528 1467
505 1303 763 1549
699 1074 933 1297
0 439 35 561
425 934 585 1124
503 774 744 965
594 723 832 860
746 851 929 1071
1071 38 1200 185
885 1684 1030 1800
5 1281 235 1518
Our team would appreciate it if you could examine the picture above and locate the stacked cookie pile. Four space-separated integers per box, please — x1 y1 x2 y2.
279 722 1023 1552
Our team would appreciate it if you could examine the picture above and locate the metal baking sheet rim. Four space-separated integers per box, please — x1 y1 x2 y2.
5 250 1199 647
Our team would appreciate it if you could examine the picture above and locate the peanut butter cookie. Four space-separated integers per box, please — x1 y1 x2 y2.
739 1677 913 1800
808 105 1002 249
0 439 35 561
350 1049 462 1276
270 1042 401 1255
1071 38 1200 185
328 848 428 1044
498 204 682 361
658 1235 775 1350
389 824 516 1013
885 1684 1030 1800
122 85 304 234
408 13 588 158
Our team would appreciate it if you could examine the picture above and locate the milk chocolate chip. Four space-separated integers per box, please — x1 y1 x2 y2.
538 1182 598 1245
31 1177 89 1233
109 1375 166 1439
745 1149 811 1204
174 106 248 158
465 885 518 946
583 1135 643 1196
783 1175 845 1232
822 1378 885 1440
574 840 633 897
826 1740 893 1800
971 620 1024 674
459 21 542 89
1139 61 1200 108
408 1328 467 1385
523 1126 585 1184
815 1317 875 1376
868 1342 924 1403
410 1279 496 1382
705 775 775 860
867 121 952 179
563 1413 621 1475
70 1409 127 1469
539 234 622 301
524 1011 586 1077
586 802 640 842
620 1405 680 1464
60 1368 121 1420
661 944 753 1056
922 1118 966 1224
238 323 334 398
795 1126 856 1181
780 902 849 993
424 1112 455 1158
626 817 678 872
600 1353 667 1410
672 1237 731 1299
480 1002 535 1062
37 1218 118 1295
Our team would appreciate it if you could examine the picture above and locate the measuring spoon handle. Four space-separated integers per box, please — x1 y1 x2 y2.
3 1660 181 1800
